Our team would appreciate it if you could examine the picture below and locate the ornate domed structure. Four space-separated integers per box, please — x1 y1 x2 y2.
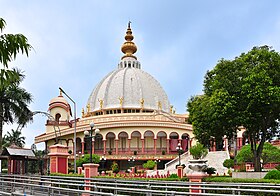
86 23 170 115
35 23 196 174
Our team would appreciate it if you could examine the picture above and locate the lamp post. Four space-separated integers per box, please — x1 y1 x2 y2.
128 156 135 166
84 122 100 163
59 87 77 173
154 158 161 170
101 155 106 171
176 143 182 166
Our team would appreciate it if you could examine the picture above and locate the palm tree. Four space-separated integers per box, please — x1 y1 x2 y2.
0 18 33 152
0 18 32 69
3 128 26 148
0 68 33 151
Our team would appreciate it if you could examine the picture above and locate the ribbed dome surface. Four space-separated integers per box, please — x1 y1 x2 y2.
87 67 170 113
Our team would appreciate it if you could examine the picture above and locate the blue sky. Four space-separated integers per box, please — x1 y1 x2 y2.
1 0 280 149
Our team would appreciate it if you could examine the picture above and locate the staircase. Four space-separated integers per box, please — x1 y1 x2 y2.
146 151 230 177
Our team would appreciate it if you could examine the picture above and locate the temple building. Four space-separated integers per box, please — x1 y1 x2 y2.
35 24 232 170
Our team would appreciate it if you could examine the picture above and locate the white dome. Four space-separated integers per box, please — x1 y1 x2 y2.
87 66 170 113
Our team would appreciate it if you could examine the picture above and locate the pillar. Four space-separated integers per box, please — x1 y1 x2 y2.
223 137 228 151
103 140 106 155
82 141 85 154
128 139 131 154
141 139 144 154
83 163 100 191
187 173 208 193
48 144 69 174
166 139 170 154
177 165 184 178
154 138 157 154
115 140 119 155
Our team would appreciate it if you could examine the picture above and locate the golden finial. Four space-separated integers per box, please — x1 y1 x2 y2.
121 22 137 60
98 98 104 109
82 108 85 117
86 104 90 113
170 105 173 113
59 89 62 96
119 97 124 107
158 101 162 110
140 98 144 109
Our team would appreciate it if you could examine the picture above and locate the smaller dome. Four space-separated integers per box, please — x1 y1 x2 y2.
49 95 68 105
48 91 71 113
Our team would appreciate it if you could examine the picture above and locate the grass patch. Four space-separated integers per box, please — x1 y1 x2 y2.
204 176 280 183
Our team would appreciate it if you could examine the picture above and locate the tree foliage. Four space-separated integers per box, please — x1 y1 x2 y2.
0 18 33 152
189 143 208 159
76 154 100 167
223 159 234 169
236 143 280 164
143 160 156 170
188 46 280 171
0 18 32 68
3 128 25 148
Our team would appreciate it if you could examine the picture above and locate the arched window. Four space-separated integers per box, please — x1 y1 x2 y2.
55 113 61 122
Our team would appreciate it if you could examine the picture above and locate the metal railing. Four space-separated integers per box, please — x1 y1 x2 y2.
0 174 279 195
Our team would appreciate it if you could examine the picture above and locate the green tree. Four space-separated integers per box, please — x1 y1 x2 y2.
188 46 280 171
0 18 32 69
0 69 33 151
3 128 25 148
236 143 280 165
0 18 33 152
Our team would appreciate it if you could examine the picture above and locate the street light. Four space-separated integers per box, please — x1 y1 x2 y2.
176 143 182 166
84 122 100 163
101 156 106 171
154 158 161 170
128 156 135 166
59 87 77 173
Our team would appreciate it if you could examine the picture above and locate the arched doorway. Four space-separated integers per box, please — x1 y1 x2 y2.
169 132 179 152
131 131 141 154
106 132 116 153
156 131 167 154
181 133 190 151
144 131 154 153
118 132 128 153
94 133 103 154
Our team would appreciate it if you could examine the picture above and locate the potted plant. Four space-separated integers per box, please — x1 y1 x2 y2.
111 161 119 173
143 160 156 170
188 143 208 173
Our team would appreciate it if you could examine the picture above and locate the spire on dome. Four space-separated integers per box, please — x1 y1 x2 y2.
121 22 137 60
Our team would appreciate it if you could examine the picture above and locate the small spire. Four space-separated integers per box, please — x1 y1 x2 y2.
59 89 62 96
121 22 137 60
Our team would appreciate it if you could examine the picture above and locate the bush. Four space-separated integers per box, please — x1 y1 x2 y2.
223 159 234 169
76 154 100 167
143 160 156 170
264 170 280 179
203 167 216 175
168 174 179 178
275 164 280 171
190 143 208 159
50 173 84 177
